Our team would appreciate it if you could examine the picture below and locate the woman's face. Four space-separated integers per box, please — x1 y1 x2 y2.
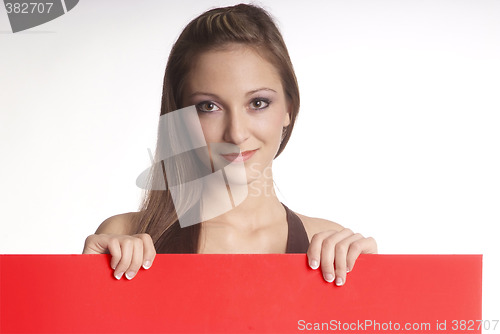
183 44 290 185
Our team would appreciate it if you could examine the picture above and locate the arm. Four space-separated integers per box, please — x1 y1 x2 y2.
82 213 156 280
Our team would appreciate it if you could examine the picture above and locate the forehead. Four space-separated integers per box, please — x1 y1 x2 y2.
185 44 283 95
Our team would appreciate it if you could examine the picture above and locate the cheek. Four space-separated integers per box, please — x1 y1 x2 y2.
254 112 286 144
198 118 220 143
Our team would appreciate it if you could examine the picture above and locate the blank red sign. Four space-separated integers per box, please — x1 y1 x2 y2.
0 254 481 333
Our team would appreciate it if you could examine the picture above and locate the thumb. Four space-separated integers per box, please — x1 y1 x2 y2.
82 234 112 254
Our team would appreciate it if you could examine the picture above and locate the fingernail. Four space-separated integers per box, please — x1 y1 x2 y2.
114 272 124 280
335 277 344 286
324 273 334 283
125 271 136 280
346 268 350 273
310 259 319 270
143 261 152 270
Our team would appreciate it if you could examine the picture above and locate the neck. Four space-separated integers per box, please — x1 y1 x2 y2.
200 170 284 230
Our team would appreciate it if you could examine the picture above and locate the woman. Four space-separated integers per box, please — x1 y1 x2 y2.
83 4 377 286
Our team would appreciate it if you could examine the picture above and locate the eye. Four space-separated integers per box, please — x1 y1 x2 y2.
249 98 271 110
196 101 221 113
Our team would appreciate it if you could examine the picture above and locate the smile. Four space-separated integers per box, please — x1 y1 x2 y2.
220 149 258 163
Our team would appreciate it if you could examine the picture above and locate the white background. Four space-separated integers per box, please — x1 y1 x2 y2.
1 0 498 319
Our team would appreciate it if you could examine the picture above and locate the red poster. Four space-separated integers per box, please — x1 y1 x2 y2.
0 254 481 333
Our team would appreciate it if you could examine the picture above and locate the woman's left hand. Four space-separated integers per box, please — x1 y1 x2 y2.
306 228 377 286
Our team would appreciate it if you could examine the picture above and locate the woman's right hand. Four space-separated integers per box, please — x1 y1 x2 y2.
82 233 156 280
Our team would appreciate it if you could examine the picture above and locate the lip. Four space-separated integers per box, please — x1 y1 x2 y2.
220 149 258 163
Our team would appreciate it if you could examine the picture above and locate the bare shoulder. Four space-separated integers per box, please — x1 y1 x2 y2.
95 212 139 235
295 212 344 241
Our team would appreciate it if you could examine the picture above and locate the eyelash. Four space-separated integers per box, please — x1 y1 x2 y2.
195 98 272 114
250 98 271 110
195 101 220 113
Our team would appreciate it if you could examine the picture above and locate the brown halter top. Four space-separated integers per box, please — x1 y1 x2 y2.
155 203 310 253
283 204 310 253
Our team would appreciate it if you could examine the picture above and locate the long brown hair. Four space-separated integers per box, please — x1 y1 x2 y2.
134 4 300 253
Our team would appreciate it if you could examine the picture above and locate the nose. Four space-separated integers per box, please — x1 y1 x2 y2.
222 108 249 146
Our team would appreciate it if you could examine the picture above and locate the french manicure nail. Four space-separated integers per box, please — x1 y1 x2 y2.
125 271 136 280
143 261 152 270
335 277 344 286
324 273 334 283
310 260 319 270
114 272 124 280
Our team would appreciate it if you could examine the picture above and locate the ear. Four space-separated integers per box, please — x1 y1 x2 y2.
283 103 291 127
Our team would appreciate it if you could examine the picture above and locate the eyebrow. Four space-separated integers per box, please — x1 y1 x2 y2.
246 88 277 96
188 88 277 99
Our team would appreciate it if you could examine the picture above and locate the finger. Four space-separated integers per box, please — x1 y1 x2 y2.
82 234 123 272
136 233 156 270
82 234 110 254
107 237 123 271
124 238 144 280
307 231 331 270
82 235 100 254
334 233 364 286
114 238 134 280
320 229 353 283
346 236 378 272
